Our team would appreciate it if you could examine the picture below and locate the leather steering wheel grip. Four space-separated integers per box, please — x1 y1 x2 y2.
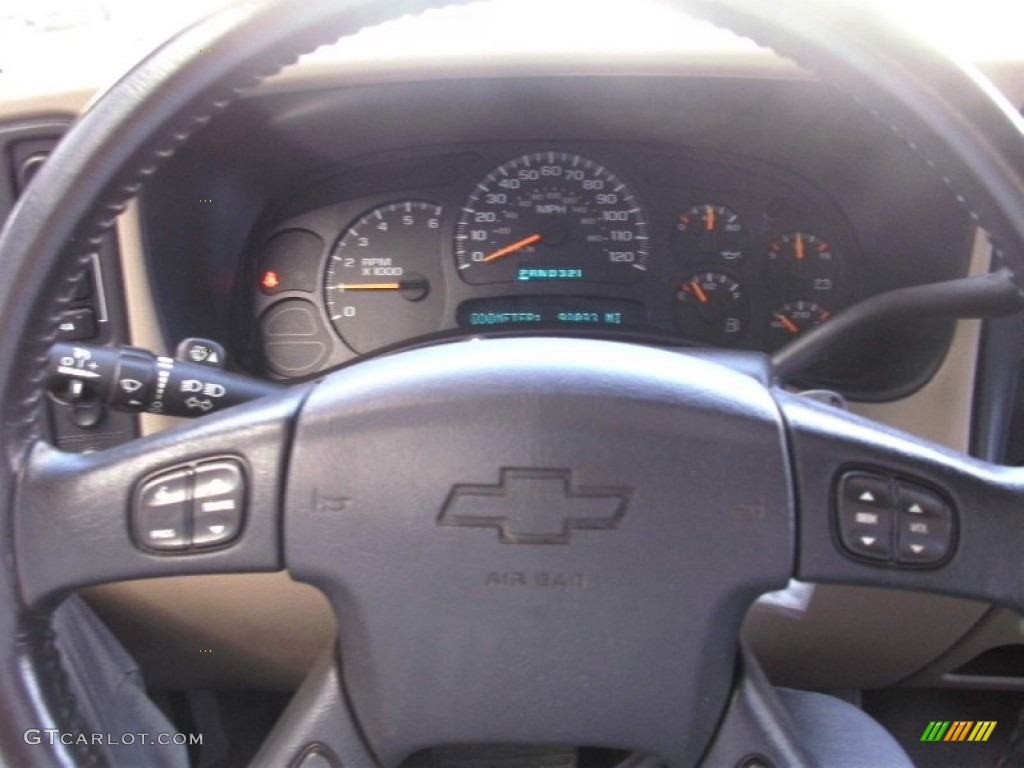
1 1 1024 766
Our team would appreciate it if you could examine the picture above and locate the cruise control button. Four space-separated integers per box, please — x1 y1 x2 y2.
135 470 190 551
192 460 244 548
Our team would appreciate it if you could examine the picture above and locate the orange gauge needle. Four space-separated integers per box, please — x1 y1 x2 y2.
793 232 806 261
776 314 800 335
689 280 709 303
335 282 403 291
705 205 716 232
482 233 542 263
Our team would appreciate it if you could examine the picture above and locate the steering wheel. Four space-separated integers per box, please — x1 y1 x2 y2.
3 0 1024 765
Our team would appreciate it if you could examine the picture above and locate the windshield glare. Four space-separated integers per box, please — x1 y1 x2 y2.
1 0 1022 97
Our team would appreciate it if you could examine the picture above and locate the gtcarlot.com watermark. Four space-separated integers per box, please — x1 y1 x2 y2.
24 729 202 747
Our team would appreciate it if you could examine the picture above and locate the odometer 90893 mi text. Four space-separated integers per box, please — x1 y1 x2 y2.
454 151 649 285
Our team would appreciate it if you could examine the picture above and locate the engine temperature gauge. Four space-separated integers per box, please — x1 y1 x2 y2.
768 300 832 350
674 271 748 345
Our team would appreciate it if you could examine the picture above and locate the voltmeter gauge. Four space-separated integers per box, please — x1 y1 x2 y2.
674 271 749 345
675 204 746 263
324 201 444 354
766 232 842 295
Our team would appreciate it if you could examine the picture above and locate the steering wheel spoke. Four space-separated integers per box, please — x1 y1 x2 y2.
15 386 309 608
780 391 1024 612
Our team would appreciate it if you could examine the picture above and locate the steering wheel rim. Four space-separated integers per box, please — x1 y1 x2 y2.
3 1 1024 766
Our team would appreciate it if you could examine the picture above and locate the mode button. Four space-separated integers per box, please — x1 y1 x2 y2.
191 460 244 548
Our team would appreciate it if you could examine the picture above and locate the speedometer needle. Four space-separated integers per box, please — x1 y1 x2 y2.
481 233 542 263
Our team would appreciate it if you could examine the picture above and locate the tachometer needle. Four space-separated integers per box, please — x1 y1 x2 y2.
481 233 542 263
334 282 403 291
775 314 800 335
705 205 716 232
689 280 709 303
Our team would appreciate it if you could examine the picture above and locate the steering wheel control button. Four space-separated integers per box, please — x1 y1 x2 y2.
191 460 245 548
836 472 956 566
175 338 227 369
895 482 954 565
897 483 951 521
841 472 893 508
837 472 895 561
132 460 246 553
839 510 893 560
134 470 190 551
838 472 895 559
55 308 98 341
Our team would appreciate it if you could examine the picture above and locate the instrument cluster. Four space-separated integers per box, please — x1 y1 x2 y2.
249 144 858 379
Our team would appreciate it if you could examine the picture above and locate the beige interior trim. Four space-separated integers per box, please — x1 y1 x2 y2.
850 229 991 452
116 202 185 435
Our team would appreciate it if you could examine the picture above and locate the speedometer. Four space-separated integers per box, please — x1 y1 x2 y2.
454 151 649 284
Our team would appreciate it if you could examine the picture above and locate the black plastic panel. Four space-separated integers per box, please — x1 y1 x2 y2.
137 76 975 401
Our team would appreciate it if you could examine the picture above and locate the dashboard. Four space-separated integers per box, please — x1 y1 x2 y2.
250 142 859 378
6 2 1024 717
135 75 975 401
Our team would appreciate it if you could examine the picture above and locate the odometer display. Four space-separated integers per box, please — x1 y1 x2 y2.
457 296 646 329
454 152 649 284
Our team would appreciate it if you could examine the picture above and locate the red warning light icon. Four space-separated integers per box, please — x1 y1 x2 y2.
261 270 281 292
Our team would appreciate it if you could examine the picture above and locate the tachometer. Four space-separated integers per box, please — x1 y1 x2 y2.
324 201 444 354
454 152 649 284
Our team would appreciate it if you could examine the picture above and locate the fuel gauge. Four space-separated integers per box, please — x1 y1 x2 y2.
674 271 749 345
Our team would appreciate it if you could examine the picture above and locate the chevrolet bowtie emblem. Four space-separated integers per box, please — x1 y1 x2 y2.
439 468 630 545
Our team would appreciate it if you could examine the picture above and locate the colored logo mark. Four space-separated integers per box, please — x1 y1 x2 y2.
921 721 997 742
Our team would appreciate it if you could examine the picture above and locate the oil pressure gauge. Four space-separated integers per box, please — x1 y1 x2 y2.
675 204 747 264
